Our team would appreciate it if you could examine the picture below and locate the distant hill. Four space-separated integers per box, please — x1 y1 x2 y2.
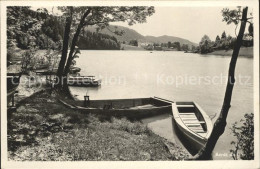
86 25 198 47
86 25 144 42
144 35 197 47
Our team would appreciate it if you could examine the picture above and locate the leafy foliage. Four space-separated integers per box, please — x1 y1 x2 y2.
198 30 252 54
222 7 242 25
41 16 65 42
199 35 213 54
197 7 253 54
7 7 63 50
221 31 227 39
230 113 254 160
129 39 138 46
181 44 189 51
21 48 37 71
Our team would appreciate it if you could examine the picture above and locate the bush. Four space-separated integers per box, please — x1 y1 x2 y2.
230 113 254 160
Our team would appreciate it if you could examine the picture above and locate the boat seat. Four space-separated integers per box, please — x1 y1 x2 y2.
191 128 204 131
180 115 197 118
185 121 205 124
187 125 204 130
179 112 195 115
180 114 196 117
179 111 195 114
192 130 205 133
186 124 201 127
190 129 204 133
179 112 196 115
191 128 205 131
177 105 194 108
181 118 198 120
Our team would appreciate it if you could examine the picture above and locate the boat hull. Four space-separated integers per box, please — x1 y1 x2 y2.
67 77 101 87
59 97 172 119
172 102 213 154
173 117 207 154
67 80 101 87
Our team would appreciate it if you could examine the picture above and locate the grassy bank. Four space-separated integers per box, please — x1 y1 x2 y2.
207 47 253 58
8 90 189 161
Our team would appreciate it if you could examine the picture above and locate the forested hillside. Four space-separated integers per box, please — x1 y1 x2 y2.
7 7 121 51
77 31 120 50
87 25 197 47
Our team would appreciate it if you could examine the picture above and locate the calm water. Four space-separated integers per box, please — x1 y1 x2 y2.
70 50 253 160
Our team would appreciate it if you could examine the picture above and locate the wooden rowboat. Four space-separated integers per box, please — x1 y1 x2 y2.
172 102 213 153
59 97 172 119
67 75 101 87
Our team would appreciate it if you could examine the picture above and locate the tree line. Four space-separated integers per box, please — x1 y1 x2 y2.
126 39 195 51
198 29 253 54
78 30 120 50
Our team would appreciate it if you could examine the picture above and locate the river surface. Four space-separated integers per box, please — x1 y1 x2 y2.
70 50 253 160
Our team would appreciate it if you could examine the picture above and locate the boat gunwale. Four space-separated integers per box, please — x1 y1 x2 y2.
60 97 172 111
193 102 213 139
76 104 172 111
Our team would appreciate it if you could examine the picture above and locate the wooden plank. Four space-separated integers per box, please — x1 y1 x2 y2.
190 129 204 132
185 121 205 124
180 116 197 119
181 118 198 120
177 105 194 108
186 124 202 127
179 113 195 115
192 128 204 131
179 112 196 114
191 127 204 130
180 115 196 118
181 115 197 118
179 112 196 115
188 126 204 130
193 130 205 133
180 114 196 116
192 129 205 132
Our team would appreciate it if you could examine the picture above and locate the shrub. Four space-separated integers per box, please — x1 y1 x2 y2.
230 113 254 160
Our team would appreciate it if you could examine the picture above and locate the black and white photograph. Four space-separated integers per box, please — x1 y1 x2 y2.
1 1 259 168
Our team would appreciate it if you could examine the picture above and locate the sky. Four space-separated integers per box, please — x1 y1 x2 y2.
112 7 239 43
32 6 252 44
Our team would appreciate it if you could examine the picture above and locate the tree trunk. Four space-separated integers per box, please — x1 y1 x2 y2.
63 9 91 76
191 7 248 160
59 9 91 98
63 24 83 76
56 7 73 87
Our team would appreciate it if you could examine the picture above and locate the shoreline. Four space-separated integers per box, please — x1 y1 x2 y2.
205 47 253 58
8 79 190 160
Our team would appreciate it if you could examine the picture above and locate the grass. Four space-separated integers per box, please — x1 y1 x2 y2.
207 47 253 58
8 90 189 161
